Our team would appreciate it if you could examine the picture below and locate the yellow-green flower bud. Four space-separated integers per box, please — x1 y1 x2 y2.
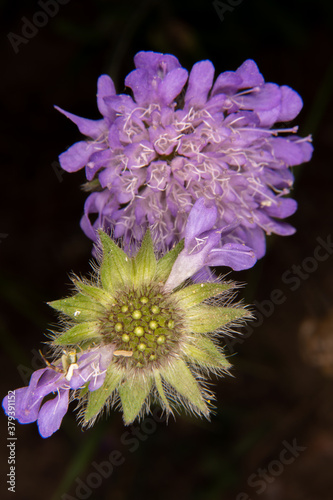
48 230 251 426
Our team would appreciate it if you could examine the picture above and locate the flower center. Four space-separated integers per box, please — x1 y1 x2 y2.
103 285 183 369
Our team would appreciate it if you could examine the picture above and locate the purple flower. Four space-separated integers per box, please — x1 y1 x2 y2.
165 198 256 289
57 51 313 259
2 346 114 438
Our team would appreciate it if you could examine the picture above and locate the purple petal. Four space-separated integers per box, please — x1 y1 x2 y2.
37 389 69 438
150 126 179 156
2 368 63 425
205 93 228 113
264 197 297 218
126 52 184 105
125 68 151 105
235 226 266 259
89 374 107 391
165 230 221 290
87 348 115 391
59 141 97 172
185 198 218 245
104 94 136 115
69 350 101 390
97 74 116 117
271 137 306 166
235 59 264 88
191 266 216 284
236 83 281 111
86 149 111 181
159 68 188 105
35 369 64 394
256 105 281 127
277 86 303 122
80 214 98 242
261 168 294 189
133 51 181 75
99 164 123 189
292 138 314 163
185 60 215 107
206 243 256 271
211 71 242 96
146 161 171 191
55 106 106 139
257 212 296 236
124 141 156 169
80 190 113 241
70 347 114 392
2 387 42 425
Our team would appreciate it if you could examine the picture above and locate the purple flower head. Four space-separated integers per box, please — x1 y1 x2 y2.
57 51 313 260
2 346 114 438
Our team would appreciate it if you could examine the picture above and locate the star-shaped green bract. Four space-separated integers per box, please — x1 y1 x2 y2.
49 230 250 425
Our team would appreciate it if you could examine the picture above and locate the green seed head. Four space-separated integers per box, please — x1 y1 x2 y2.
49 230 251 428
102 285 184 370
134 326 144 337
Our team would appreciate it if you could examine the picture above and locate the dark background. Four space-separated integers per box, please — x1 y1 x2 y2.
1 0 333 499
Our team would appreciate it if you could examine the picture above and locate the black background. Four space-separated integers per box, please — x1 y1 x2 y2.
1 0 333 499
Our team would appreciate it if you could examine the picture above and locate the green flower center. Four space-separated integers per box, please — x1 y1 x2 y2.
103 285 183 368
